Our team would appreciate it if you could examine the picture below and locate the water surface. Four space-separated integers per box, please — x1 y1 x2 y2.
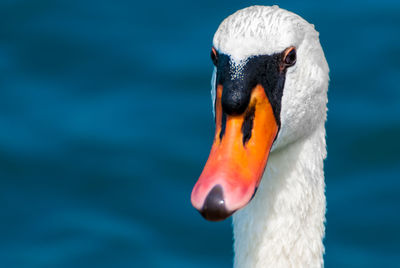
0 0 399 267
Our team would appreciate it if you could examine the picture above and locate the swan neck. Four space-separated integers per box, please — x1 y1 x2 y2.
232 126 326 268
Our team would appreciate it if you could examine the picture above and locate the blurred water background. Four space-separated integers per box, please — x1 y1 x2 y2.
0 0 399 267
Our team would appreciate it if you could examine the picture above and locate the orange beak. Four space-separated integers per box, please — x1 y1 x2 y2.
191 84 278 221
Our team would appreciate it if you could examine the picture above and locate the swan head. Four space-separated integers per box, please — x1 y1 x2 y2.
191 6 329 221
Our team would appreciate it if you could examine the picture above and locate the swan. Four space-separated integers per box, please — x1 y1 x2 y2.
191 5 329 268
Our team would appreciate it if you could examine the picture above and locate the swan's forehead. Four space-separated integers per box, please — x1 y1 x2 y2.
214 37 288 62
213 5 307 62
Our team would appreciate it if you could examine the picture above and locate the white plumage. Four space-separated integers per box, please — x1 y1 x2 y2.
211 6 330 268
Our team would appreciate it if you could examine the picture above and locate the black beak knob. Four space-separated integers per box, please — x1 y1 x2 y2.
199 185 233 221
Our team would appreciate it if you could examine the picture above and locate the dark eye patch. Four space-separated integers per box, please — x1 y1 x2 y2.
213 47 294 128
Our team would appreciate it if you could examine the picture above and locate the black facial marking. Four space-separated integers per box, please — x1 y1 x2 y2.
219 111 226 141
213 49 295 127
221 79 253 115
241 106 255 145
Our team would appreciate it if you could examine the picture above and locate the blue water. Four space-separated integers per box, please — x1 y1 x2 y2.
0 0 399 267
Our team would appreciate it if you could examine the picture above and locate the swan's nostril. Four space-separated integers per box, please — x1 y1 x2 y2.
199 185 233 221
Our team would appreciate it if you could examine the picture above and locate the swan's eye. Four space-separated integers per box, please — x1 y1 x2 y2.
211 47 218 66
282 46 296 67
